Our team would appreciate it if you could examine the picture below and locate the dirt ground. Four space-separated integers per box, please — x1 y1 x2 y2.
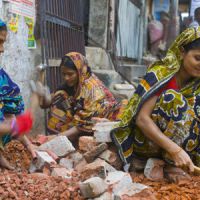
131 172 200 200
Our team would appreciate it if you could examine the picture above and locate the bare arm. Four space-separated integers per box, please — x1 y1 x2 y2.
60 126 81 141
136 95 194 172
0 122 12 136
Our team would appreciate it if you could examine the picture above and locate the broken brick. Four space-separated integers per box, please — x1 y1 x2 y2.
78 136 98 152
83 143 108 163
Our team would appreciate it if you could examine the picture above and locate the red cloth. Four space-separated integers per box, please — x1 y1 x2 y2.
156 77 179 96
11 111 33 137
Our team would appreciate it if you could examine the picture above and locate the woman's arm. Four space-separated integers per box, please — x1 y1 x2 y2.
136 95 194 172
0 122 12 136
60 126 81 141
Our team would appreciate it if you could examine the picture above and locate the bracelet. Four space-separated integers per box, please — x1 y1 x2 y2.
170 147 182 156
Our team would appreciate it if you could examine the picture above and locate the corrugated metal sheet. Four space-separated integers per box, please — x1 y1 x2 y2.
116 0 140 59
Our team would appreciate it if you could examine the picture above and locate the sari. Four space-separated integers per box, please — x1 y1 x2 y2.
0 68 24 148
48 52 125 134
111 27 200 167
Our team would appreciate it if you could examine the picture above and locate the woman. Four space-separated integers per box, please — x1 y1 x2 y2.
41 52 125 139
111 27 200 173
0 19 33 169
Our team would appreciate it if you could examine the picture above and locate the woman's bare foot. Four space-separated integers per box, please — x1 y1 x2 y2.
0 153 14 170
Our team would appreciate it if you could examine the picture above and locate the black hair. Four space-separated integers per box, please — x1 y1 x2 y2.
0 25 7 32
60 55 77 71
195 7 200 18
183 37 200 52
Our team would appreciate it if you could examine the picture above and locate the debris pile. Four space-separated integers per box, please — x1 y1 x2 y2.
3 140 31 172
1 121 200 199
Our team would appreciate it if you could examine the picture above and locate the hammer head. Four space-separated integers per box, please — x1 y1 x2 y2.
36 64 47 72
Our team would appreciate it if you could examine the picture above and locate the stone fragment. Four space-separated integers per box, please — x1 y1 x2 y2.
84 143 108 163
99 149 122 170
51 167 72 179
115 188 156 200
79 177 107 198
80 158 116 181
79 136 98 152
93 122 118 143
105 171 132 195
39 136 75 157
59 158 73 169
144 158 165 181
29 151 56 172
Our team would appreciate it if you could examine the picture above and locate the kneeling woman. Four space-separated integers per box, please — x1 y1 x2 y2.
111 27 200 172
41 52 125 139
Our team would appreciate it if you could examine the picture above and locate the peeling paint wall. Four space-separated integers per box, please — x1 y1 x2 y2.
0 1 45 134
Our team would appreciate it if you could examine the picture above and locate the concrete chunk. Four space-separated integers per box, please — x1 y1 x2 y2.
80 158 116 181
80 177 107 198
105 171 132 195
144 158 165 181
93 122 118 143
114 183 149 200
99 150 122 170
39 136 75 157
59 152 84 169
51 167 72 179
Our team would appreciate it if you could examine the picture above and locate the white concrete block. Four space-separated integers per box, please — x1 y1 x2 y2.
80 177 108 198
105 171 132 195
39 136 75 157
93 122 119 143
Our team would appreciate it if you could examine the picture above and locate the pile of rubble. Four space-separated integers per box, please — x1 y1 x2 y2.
0 121 199 199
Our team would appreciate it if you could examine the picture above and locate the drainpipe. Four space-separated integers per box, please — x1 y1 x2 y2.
167 0 179 48
138 0 145 64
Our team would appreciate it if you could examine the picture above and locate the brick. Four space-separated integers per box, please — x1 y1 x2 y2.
39 136 75 157
144 158 165 181
99 150 122 170
79 136 98 152
93 122 118 143
80 158 116 181
79 177 107 198
84 143 108 163
105 171 133 195
51 167 72 179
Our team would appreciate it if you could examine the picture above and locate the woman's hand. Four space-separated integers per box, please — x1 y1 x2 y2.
169 147 195 173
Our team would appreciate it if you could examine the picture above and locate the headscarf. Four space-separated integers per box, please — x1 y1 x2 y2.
111 27 200 164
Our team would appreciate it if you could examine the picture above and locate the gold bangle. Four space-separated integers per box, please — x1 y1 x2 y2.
170 147 182 156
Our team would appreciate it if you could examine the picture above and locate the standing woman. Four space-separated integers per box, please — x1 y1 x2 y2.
41 52 126 139
111 27 200 172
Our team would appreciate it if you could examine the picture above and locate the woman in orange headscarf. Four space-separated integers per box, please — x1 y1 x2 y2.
41 52 126 139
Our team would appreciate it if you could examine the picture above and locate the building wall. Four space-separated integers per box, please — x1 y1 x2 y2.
0 2 45 134
116 0 141 59
88 0 109 49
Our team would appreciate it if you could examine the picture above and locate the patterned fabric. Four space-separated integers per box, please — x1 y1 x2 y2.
48 52 126 134
111 27 200 165
0 68 24 148
0 19 6 28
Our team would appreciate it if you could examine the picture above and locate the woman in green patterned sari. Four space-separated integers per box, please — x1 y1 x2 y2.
111 27 200 172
